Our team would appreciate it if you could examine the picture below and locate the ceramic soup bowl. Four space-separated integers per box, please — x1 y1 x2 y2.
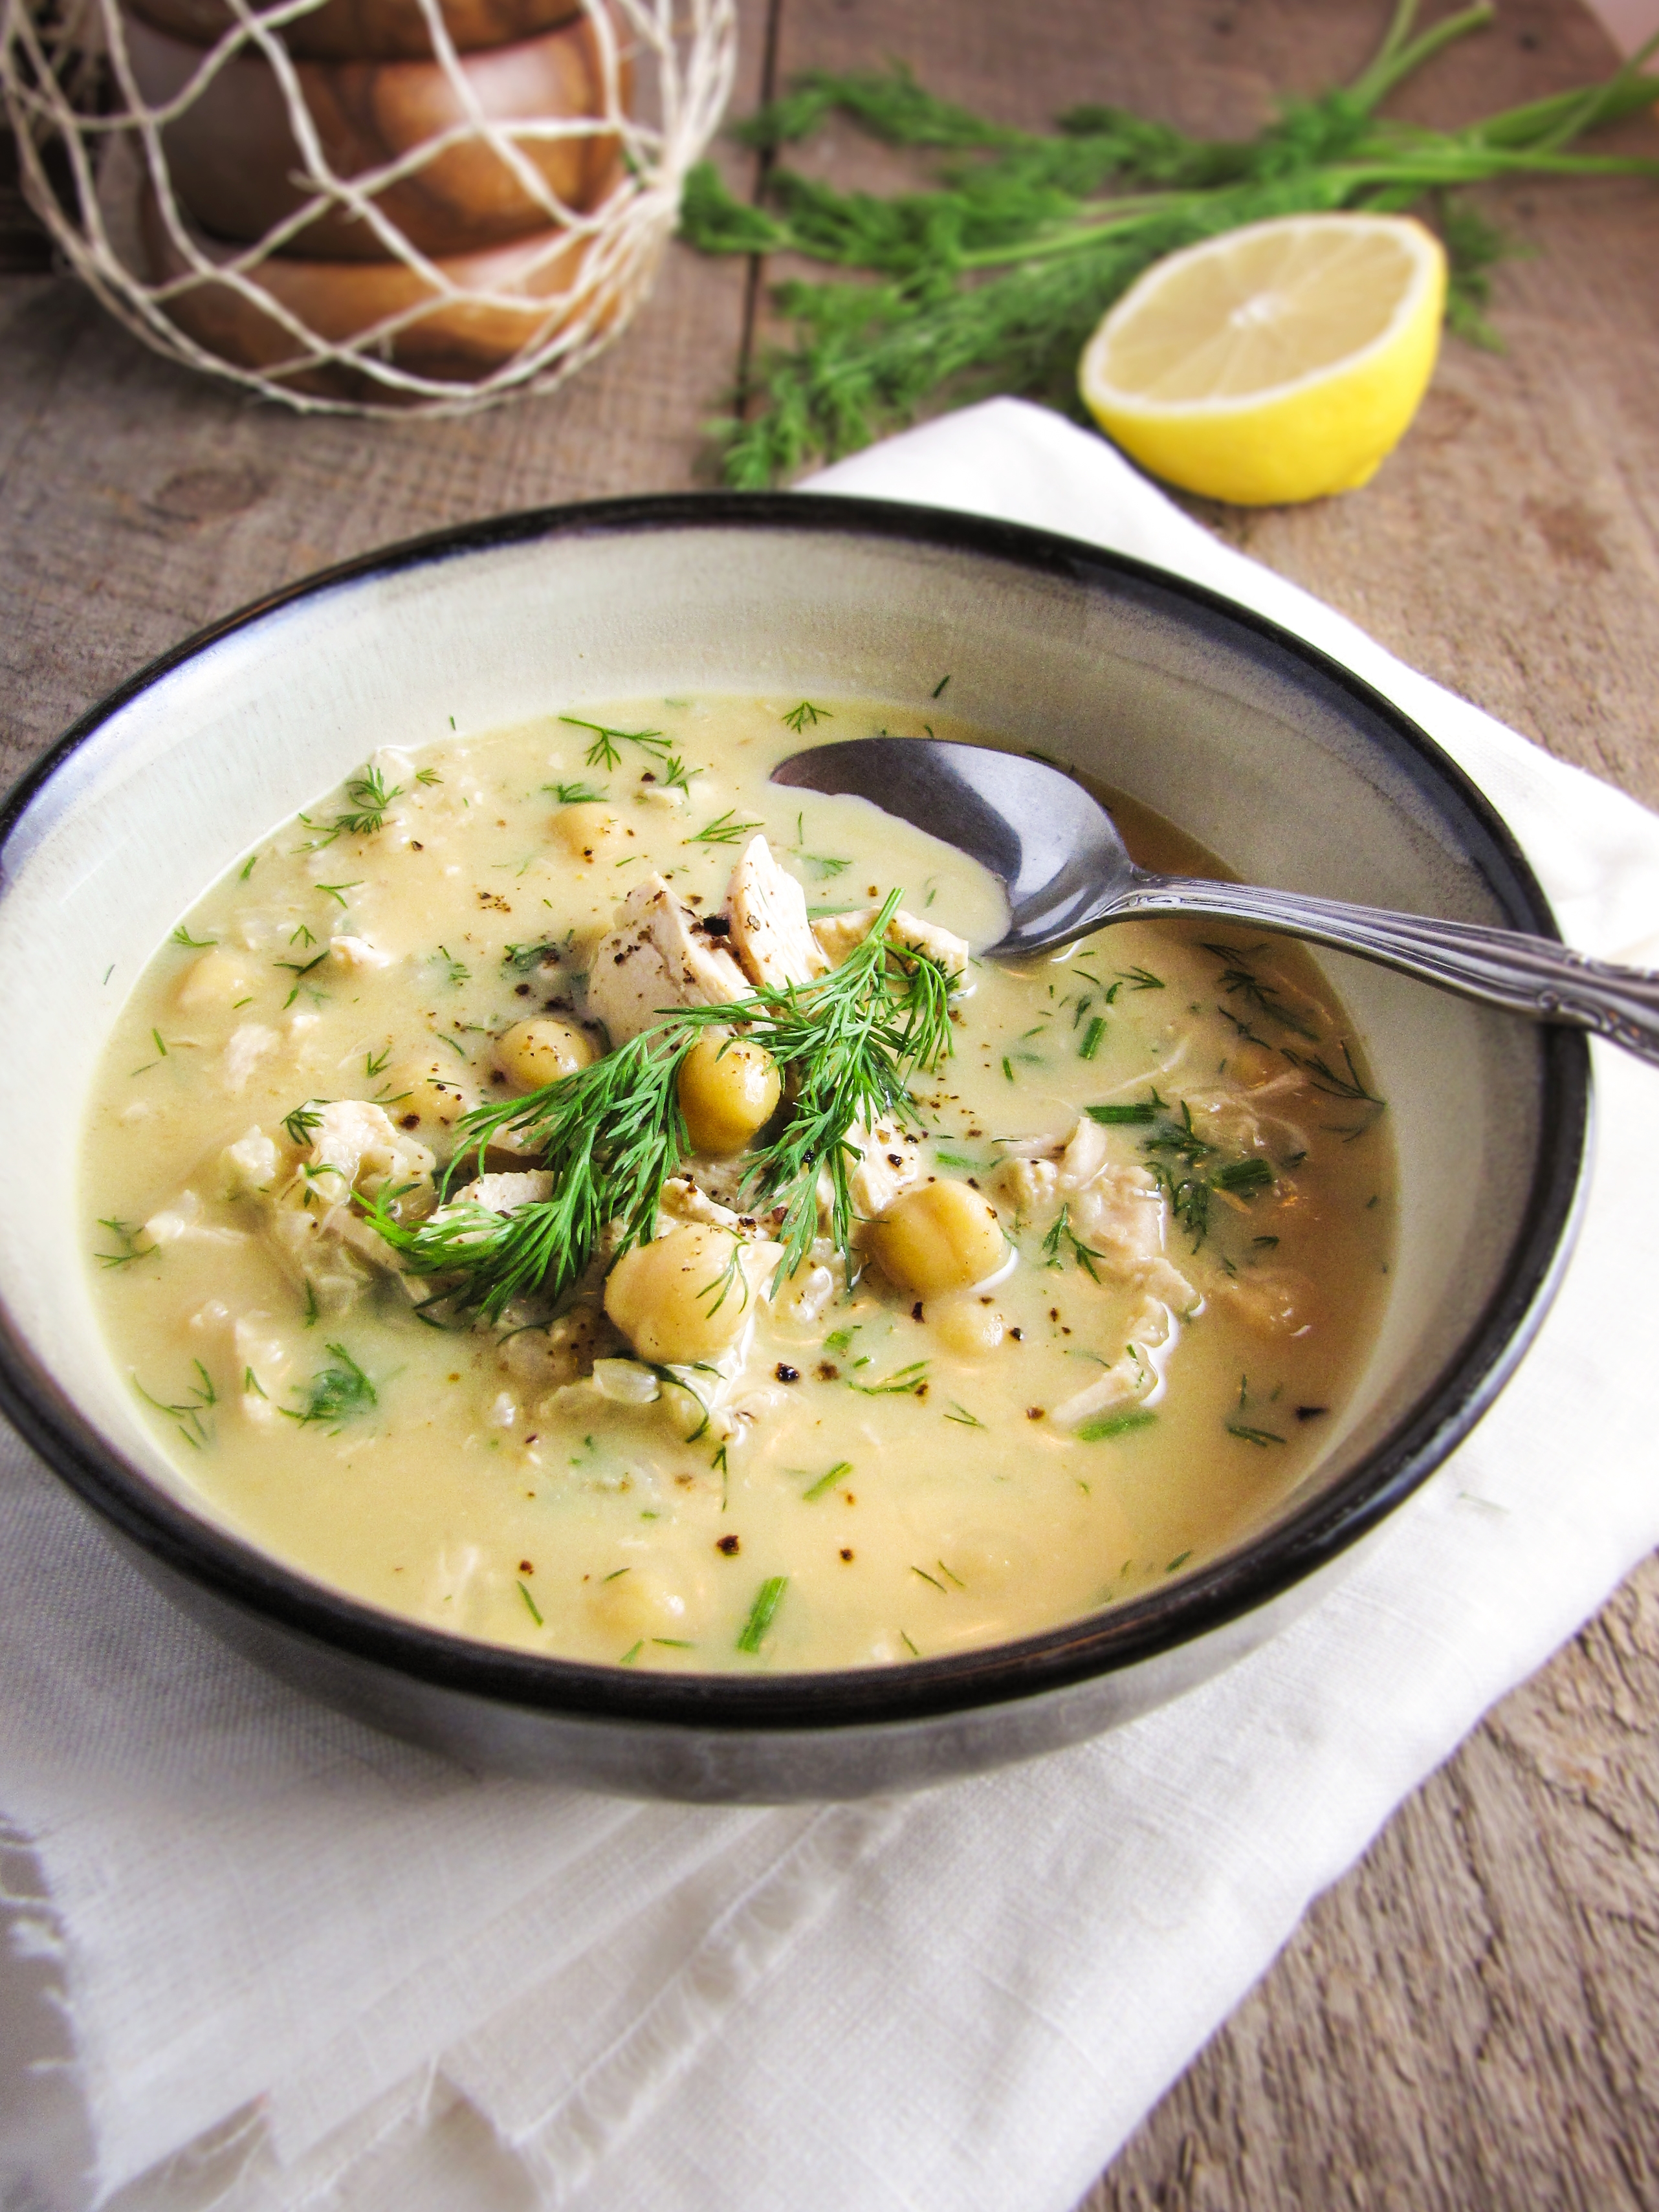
0 495 1588 1802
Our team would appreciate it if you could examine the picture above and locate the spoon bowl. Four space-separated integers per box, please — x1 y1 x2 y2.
773 736 1659 1067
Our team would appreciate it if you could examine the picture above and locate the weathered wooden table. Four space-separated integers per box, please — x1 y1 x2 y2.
5 1 1658 2202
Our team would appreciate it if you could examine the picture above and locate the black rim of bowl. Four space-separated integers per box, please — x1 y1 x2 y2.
0 490 1592 1735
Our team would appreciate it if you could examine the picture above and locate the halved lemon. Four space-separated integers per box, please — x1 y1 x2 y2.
1079 212 1447 505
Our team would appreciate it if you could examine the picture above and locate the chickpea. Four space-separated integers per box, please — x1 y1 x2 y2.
868 1179 1007 1297
604 1223 760 1365
1231 1040 1279 1088
553 804 632 864
677 1033 781 1155
589 1568 696 1641
177 948 252 1010
386 1058 478 1138
928 1295 1005 1358
495 1017 595 1091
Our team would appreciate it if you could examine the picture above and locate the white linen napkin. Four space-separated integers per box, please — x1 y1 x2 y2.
5 397 1658 2212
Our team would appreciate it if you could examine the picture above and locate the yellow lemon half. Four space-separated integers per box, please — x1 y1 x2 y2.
1079 212 1447 506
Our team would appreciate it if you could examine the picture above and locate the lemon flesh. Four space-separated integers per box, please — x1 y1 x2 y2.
1079 214 1447 505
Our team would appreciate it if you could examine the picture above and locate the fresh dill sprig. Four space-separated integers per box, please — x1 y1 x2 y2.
133 1360 216 1449
1041 1204 1106 1282
549 780 610 805
282 1100 327 1147
95 1218 153 1269
849 1359 930 1397
300 763 402 848
685 809 764 848
281 1342 377 1430
783 701 831 732
503 938 567 972
1201 941 1322 1042
681 6 1659 485
363 890 956 1316
170 925 217 949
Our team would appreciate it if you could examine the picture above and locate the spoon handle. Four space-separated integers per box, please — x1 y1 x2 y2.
1115 878 1659 1068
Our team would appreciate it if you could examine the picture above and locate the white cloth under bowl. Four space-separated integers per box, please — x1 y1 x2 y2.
4 398 1658 2212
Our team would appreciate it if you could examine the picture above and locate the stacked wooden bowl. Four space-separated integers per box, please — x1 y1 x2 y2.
129 0 630 395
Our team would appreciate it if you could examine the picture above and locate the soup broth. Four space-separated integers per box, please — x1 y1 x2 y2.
85 696 1394 1670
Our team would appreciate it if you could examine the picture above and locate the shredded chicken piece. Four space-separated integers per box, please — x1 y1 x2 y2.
587 874 749 1045
329 934 395 972
1051 1297 1177 1429
724 835 828 989
847 1116 923 1221
262 1101 437 1313
811 905 970 981
221 1023 279 1095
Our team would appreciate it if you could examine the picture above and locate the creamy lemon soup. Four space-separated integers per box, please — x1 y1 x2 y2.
85 696 1394 1670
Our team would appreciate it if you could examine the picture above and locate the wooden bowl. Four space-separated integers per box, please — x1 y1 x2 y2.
138 178 638 395
124 0 584 62
122 8 627 260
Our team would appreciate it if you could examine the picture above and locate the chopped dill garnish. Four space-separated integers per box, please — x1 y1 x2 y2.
1214 1157 1274 1196
365 1046 391 1079
782 701 831 732
503 937 567 972
282 1100 327 1146
1042 1205 1106 1282
802 1460 853 1502
930 675 950 699
316 881 360 906
736 1575 789 1653
289 923 316 949
619 1639 644 1665
1115 965 1164 992
170 925 217 949
1086 1101 1155 1125
1078 1016 1106 1061
133 1360 216 1449
685 809 764 847
944 1401 984 1427
1075 1406 1156 1442
549 780 609 805
151 1029 168 1058
518 1580 544 1625
432 946 470 988
1200 941 1323 1043
824 1326 857 1355
850 1359 929 1397
1166 1551 1193 1575
1280 1040 1385 1106
912 1565 947 1592
300 763 402 848
364 889 955 1318
276 950 327 981
1226 1421 1286 1447
281 1342 377 1430
900 1631 920 1658
239 853 258 881
94 1218 153 1269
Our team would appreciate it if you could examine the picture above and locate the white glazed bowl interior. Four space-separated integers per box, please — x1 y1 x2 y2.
0 497 1587 1796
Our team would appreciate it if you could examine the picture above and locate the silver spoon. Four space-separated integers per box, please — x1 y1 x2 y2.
773 737 1659 1068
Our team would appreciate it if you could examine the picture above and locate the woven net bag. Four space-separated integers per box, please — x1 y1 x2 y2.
1 0 735 413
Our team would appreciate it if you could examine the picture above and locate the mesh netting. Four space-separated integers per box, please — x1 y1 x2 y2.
1 0 735 413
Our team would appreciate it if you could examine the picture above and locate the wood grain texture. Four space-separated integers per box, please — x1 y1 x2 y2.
4 2 1659 2205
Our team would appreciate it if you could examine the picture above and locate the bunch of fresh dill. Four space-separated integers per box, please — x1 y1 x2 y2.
679 0 1659 488
364 892 956 1321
